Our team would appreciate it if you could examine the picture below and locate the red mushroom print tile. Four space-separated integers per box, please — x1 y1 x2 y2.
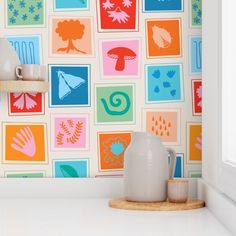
97 0 138 32
100 39 140 78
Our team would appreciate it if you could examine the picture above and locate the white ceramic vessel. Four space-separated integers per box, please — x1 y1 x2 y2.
0 38 20 81
168 179 189 203
124 132 176 202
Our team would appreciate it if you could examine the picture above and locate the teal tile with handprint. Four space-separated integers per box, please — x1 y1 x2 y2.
96 84 135 124
7 0 45 27
145 64 184 104
191 0 202 27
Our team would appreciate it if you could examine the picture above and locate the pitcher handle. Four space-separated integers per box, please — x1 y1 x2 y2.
167 148 176 179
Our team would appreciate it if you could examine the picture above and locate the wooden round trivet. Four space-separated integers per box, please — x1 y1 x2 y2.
109 198 205 211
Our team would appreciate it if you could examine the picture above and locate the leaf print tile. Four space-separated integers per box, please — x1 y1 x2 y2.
60 165 79 178
53 159 89 178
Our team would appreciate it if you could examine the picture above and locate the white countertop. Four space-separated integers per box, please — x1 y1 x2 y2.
0 198 232 236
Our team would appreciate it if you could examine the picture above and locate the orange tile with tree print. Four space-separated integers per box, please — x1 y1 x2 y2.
51 17 93 55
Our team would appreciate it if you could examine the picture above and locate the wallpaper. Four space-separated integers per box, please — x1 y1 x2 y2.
0 0 202 178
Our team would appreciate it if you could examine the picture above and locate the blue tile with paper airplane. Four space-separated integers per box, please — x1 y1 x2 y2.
49 65 91 107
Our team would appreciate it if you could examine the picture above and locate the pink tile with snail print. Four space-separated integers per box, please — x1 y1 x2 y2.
100 39 140 78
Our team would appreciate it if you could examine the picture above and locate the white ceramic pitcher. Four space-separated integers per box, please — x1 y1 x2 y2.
124 132 176 202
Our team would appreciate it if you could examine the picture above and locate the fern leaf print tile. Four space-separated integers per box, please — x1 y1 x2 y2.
7 0 45 27
52 115 89 150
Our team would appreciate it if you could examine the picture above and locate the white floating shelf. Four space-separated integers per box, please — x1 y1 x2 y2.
0 81 49 93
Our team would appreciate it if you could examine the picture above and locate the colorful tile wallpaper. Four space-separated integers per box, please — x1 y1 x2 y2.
0 0 202 178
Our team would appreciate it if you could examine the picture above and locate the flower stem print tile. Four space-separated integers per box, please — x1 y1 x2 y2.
143 0 183 12
97 0 138 32
49 64 90 107
190 36 202 74
191 0 202 27
6 0 45 27
187 123 202 163
146 18 182 58
98 132 131 171
192 80 202 116
145 63 184 103
7 35 42 64
53 159 89 178
3 123 48 164
54 0 89 11
9 92 44 116
51 114 89 151
95 84 135 124
51 17 93 56
143 108 181 145
100 38 141 78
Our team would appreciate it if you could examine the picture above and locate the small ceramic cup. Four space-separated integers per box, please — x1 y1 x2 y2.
168 179 189 203
16 64 46 81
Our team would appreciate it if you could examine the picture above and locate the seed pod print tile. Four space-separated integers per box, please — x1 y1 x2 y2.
51 114 89 151
95 84 135 124
143 0 183 12
143 108 181 145
98 131 131 171
100 38 141 78
53 159 89 178
97 0 139 32
2 123 48 164
50 17 94 56
145 63 184 103
146 18 182 58
6 0 45 27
